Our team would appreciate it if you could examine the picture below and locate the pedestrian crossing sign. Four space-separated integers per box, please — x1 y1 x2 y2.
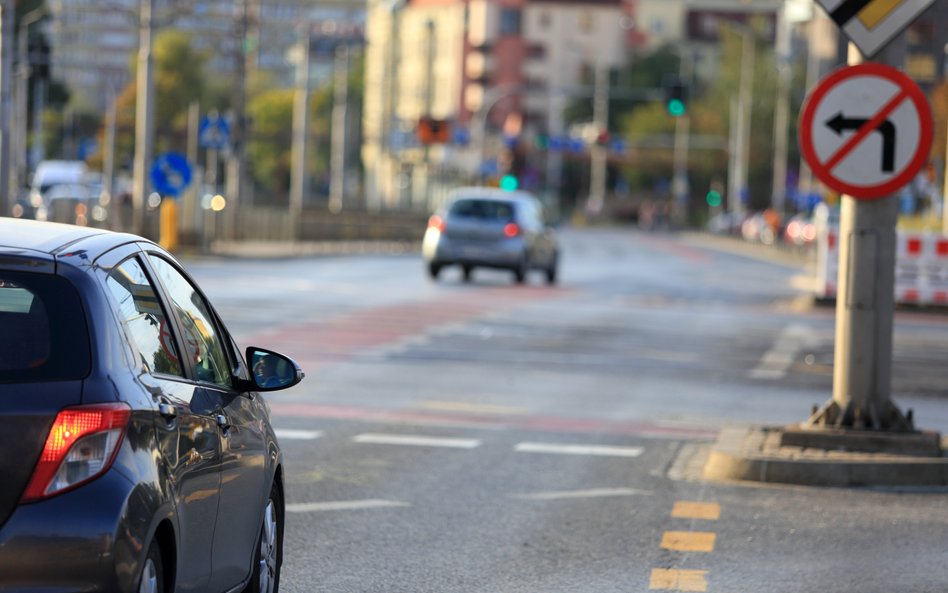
816 0 935 58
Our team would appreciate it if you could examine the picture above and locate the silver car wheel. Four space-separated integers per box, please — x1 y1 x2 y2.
258 499 278 593
138 557 158 593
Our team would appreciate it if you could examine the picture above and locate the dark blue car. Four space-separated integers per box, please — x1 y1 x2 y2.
0 219 303 593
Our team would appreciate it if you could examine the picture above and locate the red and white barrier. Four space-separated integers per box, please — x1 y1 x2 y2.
815 216 948 306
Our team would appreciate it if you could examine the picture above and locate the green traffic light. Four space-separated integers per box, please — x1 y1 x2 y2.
706 190 722 207
668 99 686 117
500 175 519 191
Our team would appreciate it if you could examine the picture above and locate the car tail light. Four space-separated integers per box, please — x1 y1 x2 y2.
21 403 131 503
428 215 446 233
503 223 521 238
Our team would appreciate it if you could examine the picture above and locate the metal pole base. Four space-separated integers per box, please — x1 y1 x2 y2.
804 397 914 432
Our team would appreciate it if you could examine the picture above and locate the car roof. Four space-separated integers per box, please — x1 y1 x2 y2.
447 187 538 205
0 218 117 256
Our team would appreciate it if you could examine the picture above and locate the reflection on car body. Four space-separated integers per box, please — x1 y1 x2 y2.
422 187 559 284
0 218 303 593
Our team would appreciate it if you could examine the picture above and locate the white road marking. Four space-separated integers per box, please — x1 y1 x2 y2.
512 487 652 501
274 429 323 440
748 323 821 380
353 433 482 449
514 442 645 457
286 499 411 513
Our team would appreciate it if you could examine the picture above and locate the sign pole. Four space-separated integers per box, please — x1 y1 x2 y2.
808 37 912 430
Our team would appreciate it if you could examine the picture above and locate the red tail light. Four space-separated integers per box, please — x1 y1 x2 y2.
428 215 446 233
503 223 521 238
21 403 131 503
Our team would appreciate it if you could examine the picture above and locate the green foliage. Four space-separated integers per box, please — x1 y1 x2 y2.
246 88 295 195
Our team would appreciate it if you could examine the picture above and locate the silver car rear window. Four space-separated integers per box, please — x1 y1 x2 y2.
449 199 514 221
0 272 91 383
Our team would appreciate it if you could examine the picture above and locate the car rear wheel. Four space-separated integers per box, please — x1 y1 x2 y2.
546 253 559 285
245 486 283 593
138 539 163 593
512 256 527 284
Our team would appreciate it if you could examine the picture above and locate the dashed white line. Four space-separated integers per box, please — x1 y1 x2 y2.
748 323 821 379
512 487 652 501
286 499 411 513
353 433 482 449
274 429 323 440
514 442 645 457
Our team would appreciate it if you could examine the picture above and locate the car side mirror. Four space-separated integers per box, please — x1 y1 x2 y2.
244 347 304 392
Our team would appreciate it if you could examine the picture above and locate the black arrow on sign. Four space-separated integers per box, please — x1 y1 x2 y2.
826 112 896 173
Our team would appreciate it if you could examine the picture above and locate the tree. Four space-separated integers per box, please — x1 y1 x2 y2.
90 30 211 171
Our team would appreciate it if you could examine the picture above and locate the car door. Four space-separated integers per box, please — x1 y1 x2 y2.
99 248 222 593
145 253 268 592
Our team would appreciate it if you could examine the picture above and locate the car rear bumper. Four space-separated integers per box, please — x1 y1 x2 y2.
423 233 525 268
0 469 149 593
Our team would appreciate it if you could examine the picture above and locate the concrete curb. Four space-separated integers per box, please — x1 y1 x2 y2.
704 426 948 487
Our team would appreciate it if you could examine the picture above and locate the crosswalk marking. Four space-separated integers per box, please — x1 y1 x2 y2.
511 487 651 501
514 442 644 457
286 499 411 513
649 568 708 592
353 433 482 449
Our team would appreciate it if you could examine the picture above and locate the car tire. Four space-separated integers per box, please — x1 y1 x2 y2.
513 257 527 284
138 539 164 593
244 485 283 593
428 263 441 280
462 266 473 282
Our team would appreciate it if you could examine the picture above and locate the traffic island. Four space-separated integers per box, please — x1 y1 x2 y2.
703 426 948 487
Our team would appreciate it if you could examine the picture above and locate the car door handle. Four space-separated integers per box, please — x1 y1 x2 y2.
158 403 177 419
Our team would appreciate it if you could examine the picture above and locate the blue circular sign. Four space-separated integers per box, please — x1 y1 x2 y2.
150 153 193 198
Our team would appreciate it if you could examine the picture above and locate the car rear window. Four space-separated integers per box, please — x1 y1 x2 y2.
0 271 91 383
449 199 515 221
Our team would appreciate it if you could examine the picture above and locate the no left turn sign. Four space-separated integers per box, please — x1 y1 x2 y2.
799 62 932 200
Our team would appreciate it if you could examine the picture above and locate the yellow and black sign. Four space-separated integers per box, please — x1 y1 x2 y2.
817 0 935 58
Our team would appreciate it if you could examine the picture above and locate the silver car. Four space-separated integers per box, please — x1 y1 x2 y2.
423 188 559 284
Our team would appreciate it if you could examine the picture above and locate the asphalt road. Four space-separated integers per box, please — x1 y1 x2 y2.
184 228 948 593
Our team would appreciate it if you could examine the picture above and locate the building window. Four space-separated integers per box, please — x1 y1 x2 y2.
500 8 521 35
539 11 551 29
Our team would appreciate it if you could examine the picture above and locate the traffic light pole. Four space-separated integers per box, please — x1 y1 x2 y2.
671 54 692 227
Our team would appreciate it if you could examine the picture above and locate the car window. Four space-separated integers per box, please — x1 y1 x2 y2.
449 199 514 221
105 257 184 378
0 272 91 383
148 255 233 388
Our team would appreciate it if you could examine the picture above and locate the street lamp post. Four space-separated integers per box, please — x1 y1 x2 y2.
131 0 155 237
289 25 311 236
0 0 13 217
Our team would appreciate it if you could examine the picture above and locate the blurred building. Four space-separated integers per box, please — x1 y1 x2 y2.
45 0 364 111
362 0 639 211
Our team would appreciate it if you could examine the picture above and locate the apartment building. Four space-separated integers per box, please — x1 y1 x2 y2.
46 0 364 111
362 0 636 210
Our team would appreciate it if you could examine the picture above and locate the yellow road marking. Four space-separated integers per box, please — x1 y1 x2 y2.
649 568 709 592
660 531 716 553
672 501 721 521
418 400 528 415
858 0 900 29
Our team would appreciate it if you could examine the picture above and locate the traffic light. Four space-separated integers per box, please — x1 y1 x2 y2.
499 175 518 191
663 76 688 117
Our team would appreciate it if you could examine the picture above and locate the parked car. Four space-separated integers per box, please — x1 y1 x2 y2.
422 187 559 284
0 218 303 593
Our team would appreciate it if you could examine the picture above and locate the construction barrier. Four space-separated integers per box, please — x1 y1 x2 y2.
814 207 948 306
